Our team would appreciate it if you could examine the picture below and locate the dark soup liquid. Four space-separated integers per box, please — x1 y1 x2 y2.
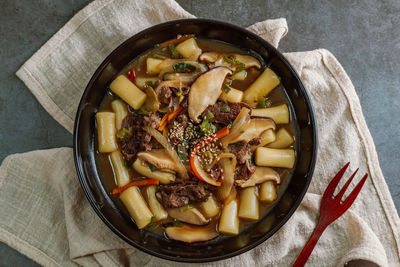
95 36 296 243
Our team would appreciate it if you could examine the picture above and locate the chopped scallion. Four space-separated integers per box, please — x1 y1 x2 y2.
221 103 229 112
117 128 129 139
168 44 180 58
205 112 214 121
258 97 266 108
200 119 217 134
224 56 245 74
222 84 231 93
173 62 196 73
124 161 131 168
148 216 156 228
145 81 154 88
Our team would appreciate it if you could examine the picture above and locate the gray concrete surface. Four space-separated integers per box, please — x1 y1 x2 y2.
0 0 399 266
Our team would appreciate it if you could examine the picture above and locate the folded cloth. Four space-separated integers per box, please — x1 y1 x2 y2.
1 0 397 266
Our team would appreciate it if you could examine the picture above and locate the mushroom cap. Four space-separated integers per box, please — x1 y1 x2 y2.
199 52 261 70
236 167 280 187
137 149 177 173
234 54 261 69
188 67 232 123
165 224 218 243
226 118 276 145
167 207 209 225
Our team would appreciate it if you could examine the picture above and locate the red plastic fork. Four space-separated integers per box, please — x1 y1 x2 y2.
293 162 368 267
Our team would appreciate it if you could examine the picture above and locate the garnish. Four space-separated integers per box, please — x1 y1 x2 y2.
222 84 231 93
173 63 196 73
158 106 185 131
180 204 194 212
124 161 131 168
127 69 136 82
168 44 180 58
189 127 230 186
145 81 154 88
248 158 253 164
200 112 216 134
148 216 156 228
205 112 214 121
258 98 272 108
117 128 130 139
258 97 266 108
200 119 217 134
111 179 160 195
220 103 229 112
224 56 245 74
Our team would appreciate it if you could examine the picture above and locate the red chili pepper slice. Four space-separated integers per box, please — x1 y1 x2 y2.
189 127 230 186
112 179 159 195
127 70 136 82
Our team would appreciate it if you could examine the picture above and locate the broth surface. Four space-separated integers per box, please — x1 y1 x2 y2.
95 37 297 241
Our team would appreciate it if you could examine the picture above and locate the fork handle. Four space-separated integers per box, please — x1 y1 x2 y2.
293 223 327 267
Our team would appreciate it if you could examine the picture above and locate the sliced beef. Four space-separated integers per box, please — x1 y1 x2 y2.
249 137 261 146
118 113 161 164
202 101 251 126
229 142 252 164
170 113 189 129
234 162 256 181
158 87 172 105
143 113 161 129
210 163 222 181
158 180 210 208
234 164 248 181
229 142 256 180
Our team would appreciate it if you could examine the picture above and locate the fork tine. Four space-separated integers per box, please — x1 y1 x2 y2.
322 162 350 200
335 168 359 201
340 173 368 211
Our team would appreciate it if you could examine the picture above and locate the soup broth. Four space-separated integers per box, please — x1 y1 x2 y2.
95 35 296 243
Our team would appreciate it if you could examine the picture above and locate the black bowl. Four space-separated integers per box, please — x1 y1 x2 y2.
73 19 317 262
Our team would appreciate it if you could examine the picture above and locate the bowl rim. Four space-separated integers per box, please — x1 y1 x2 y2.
73 18 318 263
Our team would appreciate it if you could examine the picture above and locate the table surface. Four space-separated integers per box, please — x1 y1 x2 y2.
1 0 399 265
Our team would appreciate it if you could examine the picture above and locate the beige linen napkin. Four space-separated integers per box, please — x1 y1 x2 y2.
1 0 398 266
